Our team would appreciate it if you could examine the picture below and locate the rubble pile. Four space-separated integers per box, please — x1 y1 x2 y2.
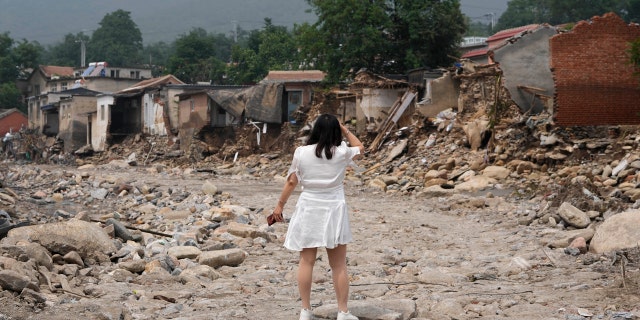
0 162 272 317
12 64 640 244
1 66 640 318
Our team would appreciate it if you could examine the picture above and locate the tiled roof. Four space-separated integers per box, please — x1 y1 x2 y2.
41 65 75 78
58 87 103 96
117 75 185 94
487 24 540 46
0 108 26 120
461 48 489 59
263 70 325 82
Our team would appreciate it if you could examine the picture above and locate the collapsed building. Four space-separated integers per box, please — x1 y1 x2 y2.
10 13 640 178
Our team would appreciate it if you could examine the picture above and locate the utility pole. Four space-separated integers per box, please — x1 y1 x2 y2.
485 12 495 30
232 20 238 42
76 39 86 68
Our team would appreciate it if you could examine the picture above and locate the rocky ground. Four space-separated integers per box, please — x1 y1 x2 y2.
0 142 640 319
2 73 640 318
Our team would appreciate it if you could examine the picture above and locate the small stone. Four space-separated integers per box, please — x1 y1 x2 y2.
0 270 39 293
167 246 202 260
63 251 84 266
51 193 64 202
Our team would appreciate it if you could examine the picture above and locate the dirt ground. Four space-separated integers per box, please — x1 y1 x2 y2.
1 163 640 320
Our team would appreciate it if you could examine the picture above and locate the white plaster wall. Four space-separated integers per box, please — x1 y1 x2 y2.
359 88 405 122
142 93 167 136
93 95 113 152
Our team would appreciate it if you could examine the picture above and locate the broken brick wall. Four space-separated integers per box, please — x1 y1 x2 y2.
550 13 640 126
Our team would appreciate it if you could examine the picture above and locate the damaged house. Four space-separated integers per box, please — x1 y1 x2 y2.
111 75 184 138
550 13 640 126
461 24 541 65
175 85 250 153
79 75 184 153
22 63 154 154
491 24 557 115
174 71 325 156
261 70 325 123
345 70 417 139
461 12 640 128
25 64 151 135
54 87 103 152
409 68 460 118
175 82 285 156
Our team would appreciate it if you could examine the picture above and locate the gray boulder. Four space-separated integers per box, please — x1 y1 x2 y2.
8 220 116 262
0 270 39 293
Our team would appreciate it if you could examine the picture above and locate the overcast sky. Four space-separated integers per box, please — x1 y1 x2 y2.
0 0 511 45
460 0 509 22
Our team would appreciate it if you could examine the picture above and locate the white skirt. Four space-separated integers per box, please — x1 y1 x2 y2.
283 187 353 251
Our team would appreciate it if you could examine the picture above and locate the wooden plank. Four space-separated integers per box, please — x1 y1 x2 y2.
391 91 416 123
369 90 416 151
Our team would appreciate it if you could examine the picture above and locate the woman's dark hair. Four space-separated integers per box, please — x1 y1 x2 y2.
307 114 342 159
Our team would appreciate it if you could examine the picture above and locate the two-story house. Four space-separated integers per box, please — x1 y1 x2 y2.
25 63 152 135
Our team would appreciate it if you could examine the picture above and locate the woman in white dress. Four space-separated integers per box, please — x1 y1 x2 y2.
271 114 364 320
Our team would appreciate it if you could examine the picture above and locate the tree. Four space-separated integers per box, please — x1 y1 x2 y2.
44 32 90 67
227 45 259 85
227 19 301 84
166 28 230 84
389 0 466 71
143 41 173 77
299 0 466 83
496 0 640 30
13 39 43 78
300 0 391 83
88 9 143 66
0 82 23 112
0 32 17 83
256 19 299 74
0 32 35 112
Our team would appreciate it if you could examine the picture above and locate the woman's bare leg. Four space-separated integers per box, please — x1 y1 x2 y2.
326 245 349 312
298 247 318 309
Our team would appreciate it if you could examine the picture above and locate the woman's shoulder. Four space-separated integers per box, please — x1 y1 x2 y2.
297 144 315 151
294 144 315 156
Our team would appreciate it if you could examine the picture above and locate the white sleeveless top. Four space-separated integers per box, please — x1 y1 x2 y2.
283 141 361 251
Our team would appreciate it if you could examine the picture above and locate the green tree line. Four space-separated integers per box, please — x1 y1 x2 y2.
497 0 640 30
0 3 468 112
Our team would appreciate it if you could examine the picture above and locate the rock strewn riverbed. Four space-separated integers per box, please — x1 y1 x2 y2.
0 161 639 319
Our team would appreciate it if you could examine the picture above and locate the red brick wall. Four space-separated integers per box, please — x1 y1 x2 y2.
550 13 640 126
0 111 28 136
